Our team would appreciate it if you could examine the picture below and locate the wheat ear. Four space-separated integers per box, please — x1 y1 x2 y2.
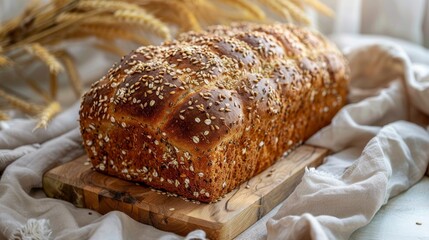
113 9 171 40
300 0 334 17
24 43 64 74
220 0 265 19
34 101 61 130
76 0 141 12
78 24 151 45
277 0 311 24
0 110 9 120
57 12 171 41
143 0 201 31
0 55 12 67
258 0 292 22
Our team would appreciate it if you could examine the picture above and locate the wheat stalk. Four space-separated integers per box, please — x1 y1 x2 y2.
34 101 61 130
0 88 42 114
55 50 82 97
26 80 52 102
49 72 58 99
93 42 128 57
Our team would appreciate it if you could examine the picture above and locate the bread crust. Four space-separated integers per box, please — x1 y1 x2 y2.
79 23 349 203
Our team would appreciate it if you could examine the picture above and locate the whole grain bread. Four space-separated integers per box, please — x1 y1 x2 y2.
79 23 349 203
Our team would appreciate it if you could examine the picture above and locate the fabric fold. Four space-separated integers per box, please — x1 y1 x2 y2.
267 122 429 240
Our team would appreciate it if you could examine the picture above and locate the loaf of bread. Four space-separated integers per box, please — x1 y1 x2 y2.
79 23 349 203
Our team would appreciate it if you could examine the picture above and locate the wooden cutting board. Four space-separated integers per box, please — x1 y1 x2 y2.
43 145 327 240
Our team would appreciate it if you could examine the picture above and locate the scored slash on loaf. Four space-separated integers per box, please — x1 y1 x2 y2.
79 23 349 203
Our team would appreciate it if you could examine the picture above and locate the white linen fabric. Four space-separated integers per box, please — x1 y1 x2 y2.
1 0 429 239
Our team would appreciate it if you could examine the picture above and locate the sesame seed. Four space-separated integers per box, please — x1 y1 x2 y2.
203 131 209 136
204 119 211 125
259 141 264 147
149 100 155 106
98 163 105 171
195 117 201 123
192 136 200 144
198 172 204 177
222 182 226 188
154 140 159 145
86 140 93 146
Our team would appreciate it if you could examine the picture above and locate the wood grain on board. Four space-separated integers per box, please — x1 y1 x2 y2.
43 145 328 240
